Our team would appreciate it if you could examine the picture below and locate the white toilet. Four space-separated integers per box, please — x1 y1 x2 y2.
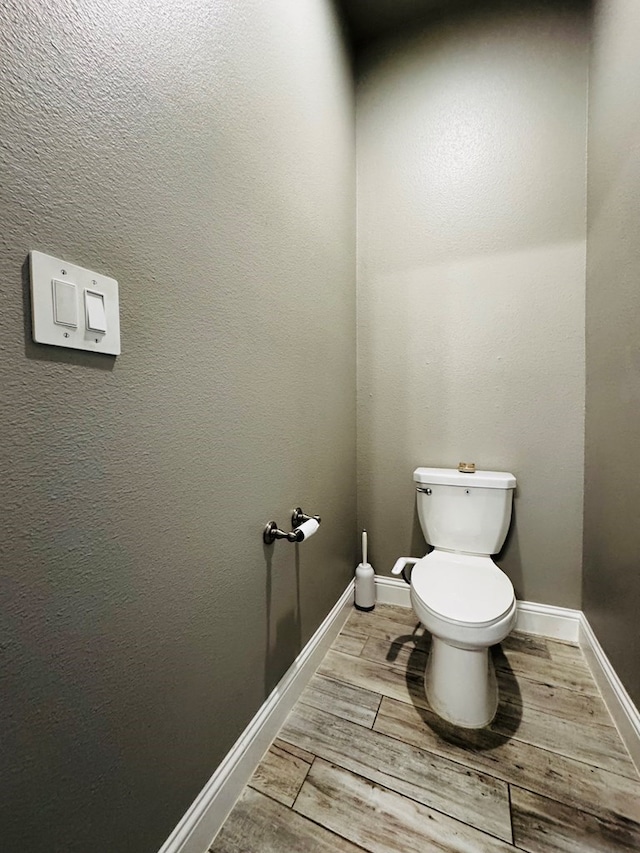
392 466 517 729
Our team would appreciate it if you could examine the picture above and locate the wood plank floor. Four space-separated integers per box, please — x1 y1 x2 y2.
210 604 640 852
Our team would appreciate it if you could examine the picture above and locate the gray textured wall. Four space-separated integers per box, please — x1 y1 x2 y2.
0 1 355 851
584 0 640 708
356 1 589 606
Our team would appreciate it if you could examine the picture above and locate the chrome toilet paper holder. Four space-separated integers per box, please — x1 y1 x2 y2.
263 507 321 544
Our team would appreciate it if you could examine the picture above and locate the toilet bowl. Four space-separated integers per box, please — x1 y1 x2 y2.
410 551 516 728
393 466 517 728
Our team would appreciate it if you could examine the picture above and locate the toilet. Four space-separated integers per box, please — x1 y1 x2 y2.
392 466 517 728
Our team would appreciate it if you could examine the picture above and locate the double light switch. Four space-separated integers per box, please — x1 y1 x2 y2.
31 251 120 355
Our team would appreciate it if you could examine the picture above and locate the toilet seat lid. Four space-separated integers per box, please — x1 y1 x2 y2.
411 552 514 626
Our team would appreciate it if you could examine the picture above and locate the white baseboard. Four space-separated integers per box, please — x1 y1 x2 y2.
514 600 581 643
579 614 640 775
158 579 355 853
374 574 411 607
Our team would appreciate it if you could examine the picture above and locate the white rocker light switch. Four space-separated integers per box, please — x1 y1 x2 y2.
85 289 107 333
52 279 78 327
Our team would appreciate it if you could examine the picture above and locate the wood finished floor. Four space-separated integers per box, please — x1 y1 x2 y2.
210 604 640 852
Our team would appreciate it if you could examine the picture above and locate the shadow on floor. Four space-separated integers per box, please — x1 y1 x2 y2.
389 627 524 750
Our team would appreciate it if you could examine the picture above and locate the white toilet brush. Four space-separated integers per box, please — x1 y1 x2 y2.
355 529 376 611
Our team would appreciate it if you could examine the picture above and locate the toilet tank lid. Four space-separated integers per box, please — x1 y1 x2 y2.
413 467 516 489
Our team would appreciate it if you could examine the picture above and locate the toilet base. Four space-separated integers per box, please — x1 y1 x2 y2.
425 637 498 729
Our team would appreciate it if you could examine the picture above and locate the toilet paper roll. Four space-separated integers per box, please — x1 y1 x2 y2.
294 518 319 542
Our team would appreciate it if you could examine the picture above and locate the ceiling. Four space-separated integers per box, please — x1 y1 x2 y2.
337 0 473 45
336 0 590 47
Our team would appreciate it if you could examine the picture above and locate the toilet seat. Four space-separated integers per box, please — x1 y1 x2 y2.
411 551 514 627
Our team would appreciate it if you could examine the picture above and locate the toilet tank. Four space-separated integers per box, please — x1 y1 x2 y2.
413 467 516 555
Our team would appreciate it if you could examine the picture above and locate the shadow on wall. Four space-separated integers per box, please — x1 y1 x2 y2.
263 541 303 695
497 499 523 601
410 503 429 559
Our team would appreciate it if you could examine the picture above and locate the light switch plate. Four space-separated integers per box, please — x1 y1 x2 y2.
30 250 121 355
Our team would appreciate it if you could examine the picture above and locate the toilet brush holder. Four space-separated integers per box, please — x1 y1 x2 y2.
354 530 375 611
355 562 375 611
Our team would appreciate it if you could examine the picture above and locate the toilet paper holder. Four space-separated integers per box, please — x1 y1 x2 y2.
263 507 321 544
